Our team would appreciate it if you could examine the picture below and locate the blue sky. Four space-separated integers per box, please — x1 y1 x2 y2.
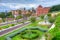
0 0 60 12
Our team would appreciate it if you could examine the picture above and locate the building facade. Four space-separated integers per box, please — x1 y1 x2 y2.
36 5 50 16
11 5 50 17
12 10 19 17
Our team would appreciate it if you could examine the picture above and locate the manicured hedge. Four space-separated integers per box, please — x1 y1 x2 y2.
6 28 27 38
6 27 47 40
0 24 16 29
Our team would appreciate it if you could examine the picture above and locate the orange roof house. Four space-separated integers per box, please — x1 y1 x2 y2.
36 5 50 16
12 10 19 16
22 9 26 14
43 7 50 14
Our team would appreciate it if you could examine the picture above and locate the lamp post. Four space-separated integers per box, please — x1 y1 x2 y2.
5 10 8 22
14 15 17 24
14 15 17 20
22 8 26 23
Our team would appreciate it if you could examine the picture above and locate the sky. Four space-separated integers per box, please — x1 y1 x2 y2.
0 0 60 12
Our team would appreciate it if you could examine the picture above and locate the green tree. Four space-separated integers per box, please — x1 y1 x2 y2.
16 15 22 20
7 12 14 18
49 5 60 12
19 10 22 15
40 15 44 19
48 17 55 23
52 32 60 40
47 13 51 17
55 16 60 27
49 15 60 40
8 15 14 18
30 17 36 23
7 12 12 16
0 12 6 18
0 12 6 22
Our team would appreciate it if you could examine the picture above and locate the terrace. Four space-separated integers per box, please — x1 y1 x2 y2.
0 13 56 40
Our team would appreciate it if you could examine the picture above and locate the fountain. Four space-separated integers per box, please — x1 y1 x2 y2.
38 15 51 26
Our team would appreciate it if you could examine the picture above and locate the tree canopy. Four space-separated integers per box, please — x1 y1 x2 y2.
49 5 60 12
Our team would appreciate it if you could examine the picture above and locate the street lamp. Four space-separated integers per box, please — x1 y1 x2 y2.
14 15 18 23
5 10 8 22
22 8 26 23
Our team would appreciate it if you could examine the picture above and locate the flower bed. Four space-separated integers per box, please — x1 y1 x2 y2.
0 24 16 30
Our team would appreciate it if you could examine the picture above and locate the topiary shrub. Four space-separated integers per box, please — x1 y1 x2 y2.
16 15 22 20
20 29 39 39
11 24 15 26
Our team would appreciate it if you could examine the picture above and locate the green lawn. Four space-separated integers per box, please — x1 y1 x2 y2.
0 24 16 30
39 25 49 29
0 22 23 30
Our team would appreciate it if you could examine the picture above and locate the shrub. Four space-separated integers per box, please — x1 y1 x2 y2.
52 32 60 40
8 15 14 18
48 17 55 23
30 17 36 23
0 19 3 23
16 15 22 20
0 27 2 30
1 25 9 28
20 30 39 39
47 13 51 17
55 16 60 27
26 13 31 17
11 24 15 26
40 15 44 19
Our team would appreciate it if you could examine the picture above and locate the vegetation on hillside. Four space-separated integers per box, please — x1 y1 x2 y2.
49 13 60 40
49 5 60 12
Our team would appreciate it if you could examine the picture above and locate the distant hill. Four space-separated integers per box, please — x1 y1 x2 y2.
49 5 60 12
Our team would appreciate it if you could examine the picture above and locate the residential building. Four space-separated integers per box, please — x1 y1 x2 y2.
11 10 19 17
36 5 50 16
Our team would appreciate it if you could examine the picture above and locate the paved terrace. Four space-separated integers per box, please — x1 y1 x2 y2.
0 21 30 37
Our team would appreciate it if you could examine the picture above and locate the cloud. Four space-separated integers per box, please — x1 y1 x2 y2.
0 3 38 9
42 0 60 7
0 0 60 12
0 0 56 3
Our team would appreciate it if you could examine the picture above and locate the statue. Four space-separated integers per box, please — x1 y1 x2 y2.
44 15 48 23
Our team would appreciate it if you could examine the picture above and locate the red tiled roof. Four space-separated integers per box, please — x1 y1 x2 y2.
36 5 50 16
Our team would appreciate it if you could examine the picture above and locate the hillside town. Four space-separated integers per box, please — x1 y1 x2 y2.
0 5 50 23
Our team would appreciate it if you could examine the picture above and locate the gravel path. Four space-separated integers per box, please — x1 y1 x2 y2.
0 21 30 37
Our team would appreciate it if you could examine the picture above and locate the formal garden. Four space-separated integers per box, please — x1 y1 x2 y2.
8 27 46 40
0 12 60 40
